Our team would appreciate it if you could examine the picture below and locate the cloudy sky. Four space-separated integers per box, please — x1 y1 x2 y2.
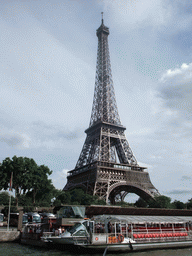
0 0 192 203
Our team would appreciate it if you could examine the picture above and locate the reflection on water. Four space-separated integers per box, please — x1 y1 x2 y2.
0 243 192 256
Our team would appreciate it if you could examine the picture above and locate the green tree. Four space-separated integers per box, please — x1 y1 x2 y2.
54 189 106 206
0 162 8 191
29 165 53 204
172 200 186 209
186 198 192 209
0 156 54 206
2 206 18 217
56 191 71 205
18 194 33 207
80 193 97 205
35 179 57 206
0 192 15 206
0 156 37 205
70 189 98 205
148 195 172 209
134 197 148 208
93 199 106 205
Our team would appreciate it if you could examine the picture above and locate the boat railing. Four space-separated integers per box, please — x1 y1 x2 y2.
72 234 90 245
132 227 187 233
131 227 191 241
42 232 54 238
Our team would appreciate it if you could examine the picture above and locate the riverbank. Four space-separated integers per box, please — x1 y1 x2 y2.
0 230 20 242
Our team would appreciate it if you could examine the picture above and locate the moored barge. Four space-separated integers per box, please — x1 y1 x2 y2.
43 215 192 253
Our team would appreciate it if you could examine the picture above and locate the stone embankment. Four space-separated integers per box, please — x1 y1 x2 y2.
0 230 20 242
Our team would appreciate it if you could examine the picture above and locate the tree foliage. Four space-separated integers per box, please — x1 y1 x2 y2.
172 200 186 209
54 189 106 206
186 198 192 209
2 206 18 217
134 197 148 208
0 156 54 206
147 195 172 208
0 192 15 206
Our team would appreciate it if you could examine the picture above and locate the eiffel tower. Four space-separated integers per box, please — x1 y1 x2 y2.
64 15 159 204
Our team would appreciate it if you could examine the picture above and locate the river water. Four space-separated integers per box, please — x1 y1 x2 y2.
1 243 192 256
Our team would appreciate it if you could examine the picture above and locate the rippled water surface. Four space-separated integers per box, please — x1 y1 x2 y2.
1 243 192 256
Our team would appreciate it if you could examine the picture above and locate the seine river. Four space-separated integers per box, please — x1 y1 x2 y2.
1 243 192 256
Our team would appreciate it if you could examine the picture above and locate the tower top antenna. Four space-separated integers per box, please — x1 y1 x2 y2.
101 12 104 24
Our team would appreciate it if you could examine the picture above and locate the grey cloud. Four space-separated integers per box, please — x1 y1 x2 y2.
0 134 23 147
167 189 192 195
32 121 84 141
168 120 181 128
158 86 185 100
158 64 192 117
56 131 83 140
32 121 55 132
181 176 191 180
33 121 52 129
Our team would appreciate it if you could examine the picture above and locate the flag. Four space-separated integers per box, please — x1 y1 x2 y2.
9 172 13 191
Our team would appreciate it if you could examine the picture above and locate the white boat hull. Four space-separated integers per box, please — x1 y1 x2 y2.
79 240 192 252
44 236 74 245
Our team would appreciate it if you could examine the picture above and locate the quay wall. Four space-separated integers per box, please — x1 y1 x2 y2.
85 206 192 217
0 231 20 242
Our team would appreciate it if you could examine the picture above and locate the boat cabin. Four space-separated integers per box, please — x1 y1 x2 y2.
82 215 192 245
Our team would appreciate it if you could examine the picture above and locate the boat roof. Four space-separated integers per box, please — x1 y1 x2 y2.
92 215 192 224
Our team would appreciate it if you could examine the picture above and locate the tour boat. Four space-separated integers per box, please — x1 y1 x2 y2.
43 214 192 252
20 223 47 247
21 217 56 248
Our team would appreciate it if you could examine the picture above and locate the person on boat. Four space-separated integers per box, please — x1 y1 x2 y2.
55 228 59 236
36 227 41 233
62 227 65 233
100 224 104 233
116 223 121 233
58 226 62 235
108 221 112 233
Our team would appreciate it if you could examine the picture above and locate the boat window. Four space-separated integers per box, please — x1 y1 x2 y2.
69 223 83 234
57 206 85 218
22 215 28 224
73 229 87 237
87 221 94 233
82 221 86 227
0 215 3 222
32 215 41 223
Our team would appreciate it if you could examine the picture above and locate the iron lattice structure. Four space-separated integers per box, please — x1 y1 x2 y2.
64 18 159 203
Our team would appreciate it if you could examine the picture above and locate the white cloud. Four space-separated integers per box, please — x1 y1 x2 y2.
161 63 192 82
103 0 172 28
158 62 192 119
137 161 153 169
51 169 69 190
102 0 192 37
0 3 94 129
149 155 163 160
